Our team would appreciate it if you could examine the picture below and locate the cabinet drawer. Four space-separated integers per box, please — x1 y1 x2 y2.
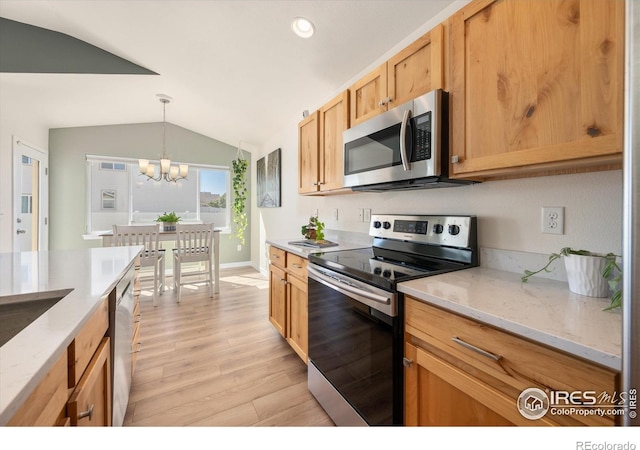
68 297 109 387
286 253 307 280
405 297 618 425
8 349 69 426
269 246 286 268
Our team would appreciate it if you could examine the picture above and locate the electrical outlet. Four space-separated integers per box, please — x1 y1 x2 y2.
358 209 364 222
542 207 564 235
363 209 371 223
237 244 242 252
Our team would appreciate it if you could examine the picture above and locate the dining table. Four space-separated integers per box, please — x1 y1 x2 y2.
100 227 221 294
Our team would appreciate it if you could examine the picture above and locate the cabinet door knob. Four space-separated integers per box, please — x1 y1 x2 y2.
402 357 413 368
451 155 460 164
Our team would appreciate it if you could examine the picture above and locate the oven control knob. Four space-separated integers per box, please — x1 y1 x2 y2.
448 224 461 236
433 224 444 234
373 267 382 275
373 221 382 229
383 221 391 229
382 269 391 277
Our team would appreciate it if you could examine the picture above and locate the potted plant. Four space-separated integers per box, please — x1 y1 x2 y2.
521 247 622 311
156 211 181 232
301 215 325 242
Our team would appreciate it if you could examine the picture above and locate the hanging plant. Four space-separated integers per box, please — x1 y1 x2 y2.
231 155 248 245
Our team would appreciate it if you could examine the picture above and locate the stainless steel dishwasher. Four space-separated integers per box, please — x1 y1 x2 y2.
111 265 134 427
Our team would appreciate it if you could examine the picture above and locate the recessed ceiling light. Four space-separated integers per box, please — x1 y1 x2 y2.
291 17 315 38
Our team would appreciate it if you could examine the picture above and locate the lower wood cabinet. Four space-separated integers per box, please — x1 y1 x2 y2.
6 349 70 426
268 245 308 363
404 297 619 426
67 337 111 426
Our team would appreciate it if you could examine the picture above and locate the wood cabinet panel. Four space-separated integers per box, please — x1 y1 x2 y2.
449 0 624 179
350 25 445 127
319 91 349 192
286 253 307 281
269 263 287 337
68 297 109 387
286 274 308 363
7 350 69 426
268 246 286 269
298 111 320 194
404 297 618 426
388 24 444 108
349 64 387 126
68 337 111 426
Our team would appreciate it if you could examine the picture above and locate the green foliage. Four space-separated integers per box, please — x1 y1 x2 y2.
521 247 622 311
156 211 181 222
208 193 226 209
301 215 325 241
231 158 248 245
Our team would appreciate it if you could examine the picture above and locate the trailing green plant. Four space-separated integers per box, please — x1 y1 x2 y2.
231 157 248 245
521 247 622 311
156 211 181 223
301 215 325 241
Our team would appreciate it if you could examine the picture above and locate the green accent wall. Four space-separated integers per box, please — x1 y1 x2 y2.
48 122 251 265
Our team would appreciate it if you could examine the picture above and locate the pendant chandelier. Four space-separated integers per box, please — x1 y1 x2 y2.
138 94 188 182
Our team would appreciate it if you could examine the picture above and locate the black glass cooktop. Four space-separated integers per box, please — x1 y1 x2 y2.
309 247 464 291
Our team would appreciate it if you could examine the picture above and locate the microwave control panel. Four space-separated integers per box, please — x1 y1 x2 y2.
412 111 432 162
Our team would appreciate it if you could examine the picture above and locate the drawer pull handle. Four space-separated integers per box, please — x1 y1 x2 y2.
291 263 302 269
402 357 413 368
131 342 143 354
452 336 502 362
78 404 94 421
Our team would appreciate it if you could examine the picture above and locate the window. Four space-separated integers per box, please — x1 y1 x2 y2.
87 156 230 233
101 190 116 209
21 195 32 214
100 162 127 171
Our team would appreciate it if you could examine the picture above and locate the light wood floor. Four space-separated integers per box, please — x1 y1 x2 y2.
124 266 334 427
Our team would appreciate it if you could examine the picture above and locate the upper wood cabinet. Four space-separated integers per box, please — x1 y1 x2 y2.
448 0 625 180
298 91 350 195
319 91 349 192
298 111 319 194
350 24 444 126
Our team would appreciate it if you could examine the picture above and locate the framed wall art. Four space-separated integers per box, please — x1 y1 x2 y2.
257 148 281 208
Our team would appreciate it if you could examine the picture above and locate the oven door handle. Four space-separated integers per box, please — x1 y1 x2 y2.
307 265 391 306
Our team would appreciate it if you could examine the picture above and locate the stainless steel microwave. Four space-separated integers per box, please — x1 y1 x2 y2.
343 89 475 191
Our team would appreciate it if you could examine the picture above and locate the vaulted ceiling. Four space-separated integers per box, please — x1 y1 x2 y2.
0 0 460 149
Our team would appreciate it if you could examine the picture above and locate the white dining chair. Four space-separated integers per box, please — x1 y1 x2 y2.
112 224 165 307
173 222 215 303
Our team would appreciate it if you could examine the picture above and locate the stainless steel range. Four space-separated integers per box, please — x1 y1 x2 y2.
307 214 478 426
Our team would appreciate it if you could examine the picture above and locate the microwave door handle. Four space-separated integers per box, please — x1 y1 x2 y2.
399 109 411 171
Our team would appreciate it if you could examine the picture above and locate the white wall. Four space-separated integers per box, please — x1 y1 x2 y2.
0 88 50 253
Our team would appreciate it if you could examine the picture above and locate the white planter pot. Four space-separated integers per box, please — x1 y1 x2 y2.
563 254 609 297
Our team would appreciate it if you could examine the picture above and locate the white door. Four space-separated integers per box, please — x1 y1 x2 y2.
13 137 48 252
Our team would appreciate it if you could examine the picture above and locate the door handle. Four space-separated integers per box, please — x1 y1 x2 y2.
16 229 27 234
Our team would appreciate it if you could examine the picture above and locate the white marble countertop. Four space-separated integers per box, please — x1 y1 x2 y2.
398 267 622 371
0 246 142 425
266 238 369 259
